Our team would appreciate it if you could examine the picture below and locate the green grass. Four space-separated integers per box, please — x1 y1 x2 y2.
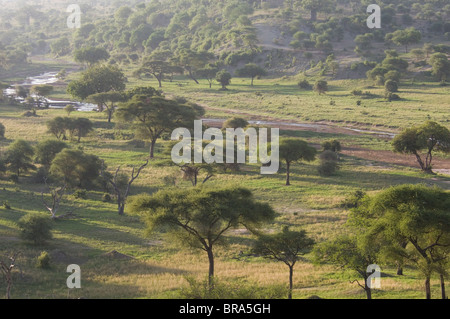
0 59 449 299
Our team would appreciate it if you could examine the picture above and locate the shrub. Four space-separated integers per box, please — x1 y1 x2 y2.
102 193 112 202
341 190 366 208
3 200 11 209
0 122 5 138
385 80 399 93
351 89 362 96
321 140 341 152
313 80 328 95
298 79 312 90
36 251 51 269
73 189 87 199
386 92 400 101
317 158 339 176
18 214 53 245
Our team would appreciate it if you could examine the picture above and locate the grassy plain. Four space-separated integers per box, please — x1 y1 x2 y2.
0 59 449 299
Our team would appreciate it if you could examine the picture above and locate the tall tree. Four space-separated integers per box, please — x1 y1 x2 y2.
116 95 204 158
197 65 219 88
254 227 315 299
216 70 232 90
87 92 126 123
176 49 214 84
300 0 333 21
279 138 316 186
392 121 450 174
34 139 68 170
107 160 148 215
130 187 276 287
429 53 450 82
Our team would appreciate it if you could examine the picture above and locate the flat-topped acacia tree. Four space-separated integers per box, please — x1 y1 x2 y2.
130 187 276 288
392 121 450 174
116 95 204 158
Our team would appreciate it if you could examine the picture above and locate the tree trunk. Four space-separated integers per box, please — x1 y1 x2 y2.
310 9 317 21
425 277 431 299
188 69 199 84
150 139 157 158
251 77 254 86
396 265 403 276
441 274 446 300
107 109 112 123
286 162 291 186
288 265 293 299
207 248 214 288
365 287 372 300
118 200 125 216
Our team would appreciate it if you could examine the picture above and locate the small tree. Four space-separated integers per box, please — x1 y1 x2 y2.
429 53 450 82
392 121 450 173
279 138 316 186
321 140 341 153
197 65 219 88
0 252 20 299
72 118 93 142
253 227 315 299
73 47 110 68
5 139 35 178
313 80 328 95
18 214 53 245
313 236 379 299
216 70 232 90
0 122 5 139
34 139 68 170
235 63 267 86
130 187 276 288
31 85 53 108
222 117 249 130
108 160 148 215
64 104 75 116
116 95 203 158
87 92 126 123
385 80 399 93
318 150 339 176
41 178 67 219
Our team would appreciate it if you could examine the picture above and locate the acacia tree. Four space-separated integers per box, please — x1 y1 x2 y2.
67 65 126 101
386 27 422 53
392 121 450 174
73 47 110 68
350 184 450 299
300 0 333 21
34 139 68 170
429 53 450 82
87 92 126 123
5 139 35 178
116 95 204 158
197 65 219 88
31 85 53 108
279 138 316 186
176 49 214 84
216 70 232 90
253 227 314 299
313 235 379 299
235 63 267 86
134 60 177 88
130 187 276 287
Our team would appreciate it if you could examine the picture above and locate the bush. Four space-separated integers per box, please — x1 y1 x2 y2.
351 89 362 96
385 80 398 93
18 214 53 245
341 190 366 208
3 200 11 210
0 122 5 139
102 193 112 202
318 159 339 176
73 189 87 199
321 140 341 152
36 251 51 269
385 92 400 101
298 79 312 90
